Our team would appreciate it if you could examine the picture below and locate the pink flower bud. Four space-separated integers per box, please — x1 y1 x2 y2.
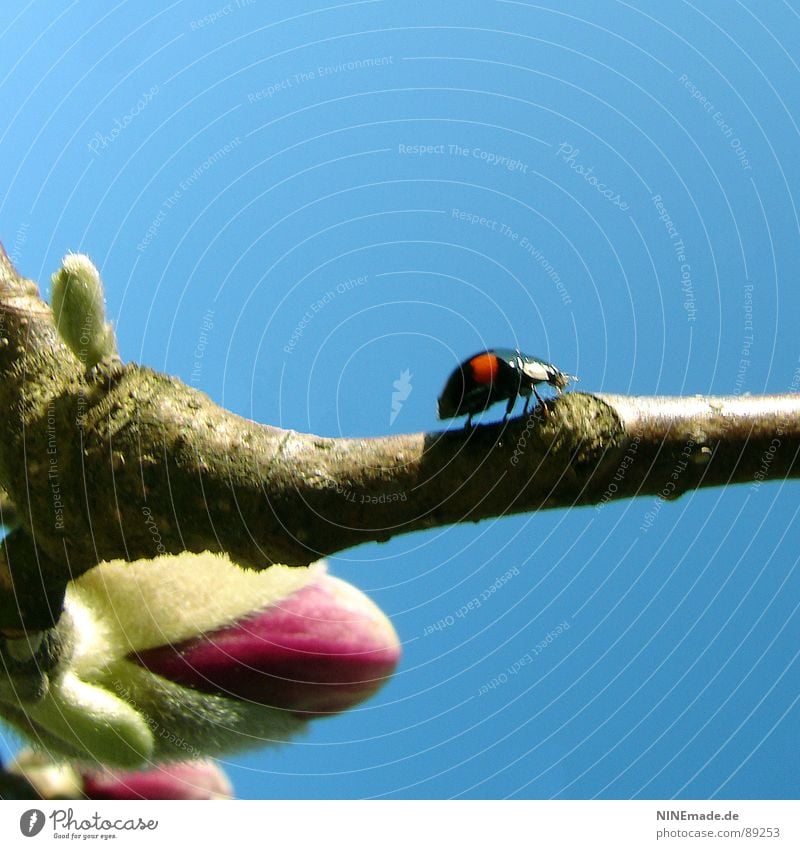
10 750 233 800
0 554 401 767
81 760 233 800
133 570 401 718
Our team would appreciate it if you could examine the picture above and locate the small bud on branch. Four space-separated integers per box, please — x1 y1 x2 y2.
51 254 117 368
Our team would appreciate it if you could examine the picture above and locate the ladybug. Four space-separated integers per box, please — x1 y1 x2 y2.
437 348 576 427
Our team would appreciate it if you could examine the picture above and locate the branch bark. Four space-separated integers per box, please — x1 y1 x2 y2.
1 243 798 630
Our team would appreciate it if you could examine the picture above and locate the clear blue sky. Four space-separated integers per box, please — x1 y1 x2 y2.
1 1 798 800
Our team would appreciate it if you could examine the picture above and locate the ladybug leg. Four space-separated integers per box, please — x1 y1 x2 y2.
504 394 516 422
522 396 530 416
533 386 548 418
464 412 474 430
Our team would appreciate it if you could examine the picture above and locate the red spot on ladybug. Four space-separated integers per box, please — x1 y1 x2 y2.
437 348 577 428
468 352 501 385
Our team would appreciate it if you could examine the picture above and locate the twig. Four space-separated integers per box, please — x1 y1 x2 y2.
0 243 798 630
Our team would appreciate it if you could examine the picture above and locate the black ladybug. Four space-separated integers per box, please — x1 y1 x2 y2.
437 348 576 427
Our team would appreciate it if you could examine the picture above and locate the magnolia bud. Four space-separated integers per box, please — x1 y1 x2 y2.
51 252 117 367
0 553 401 768
10 749 233 800
81 760 233 800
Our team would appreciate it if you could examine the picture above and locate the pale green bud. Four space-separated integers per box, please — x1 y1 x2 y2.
51 253 117 368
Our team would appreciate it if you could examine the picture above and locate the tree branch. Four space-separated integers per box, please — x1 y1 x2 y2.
0 486 19 530
0 243 798 631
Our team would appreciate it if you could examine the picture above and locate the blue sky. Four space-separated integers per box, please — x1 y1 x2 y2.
1 1 798 799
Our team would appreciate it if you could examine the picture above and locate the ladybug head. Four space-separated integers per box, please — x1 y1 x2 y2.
547 367 577 391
